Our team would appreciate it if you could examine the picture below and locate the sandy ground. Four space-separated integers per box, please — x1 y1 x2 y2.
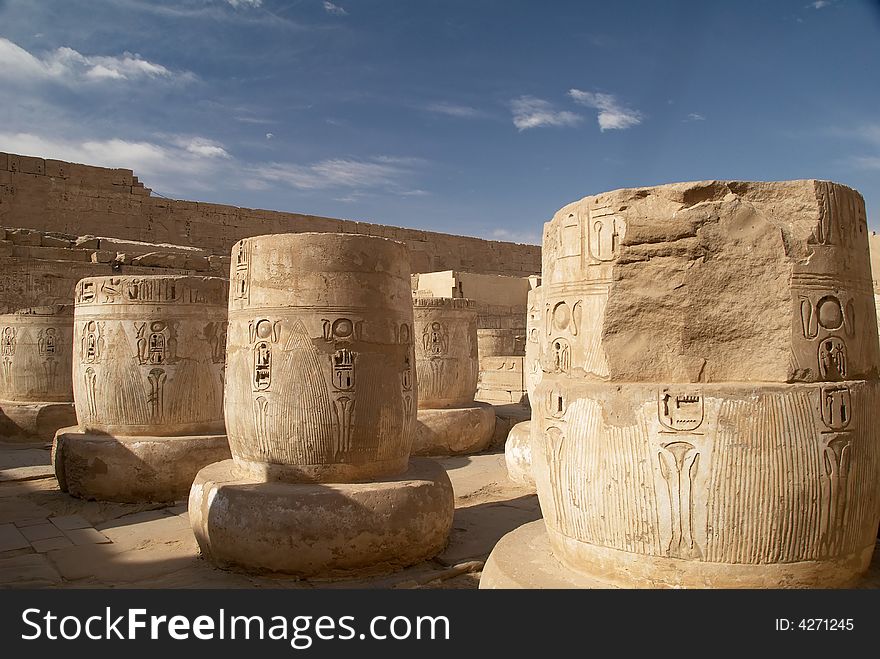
0 437 540 589
3 416 879 589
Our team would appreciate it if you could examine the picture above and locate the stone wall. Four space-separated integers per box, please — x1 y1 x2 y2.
0 151 541 278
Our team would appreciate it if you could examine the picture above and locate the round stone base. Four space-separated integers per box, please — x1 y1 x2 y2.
480 520 611 589
0 400 76 443
189 458 455 578
504 420 534 487
52 428 231 503
411 403 496 456
481 520 876 589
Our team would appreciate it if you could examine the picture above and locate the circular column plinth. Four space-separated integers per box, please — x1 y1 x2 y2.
504 420 534 487
480 520 611 589
53 428 231 503
188 458 454 578
411 403 496 456
0 400 76 443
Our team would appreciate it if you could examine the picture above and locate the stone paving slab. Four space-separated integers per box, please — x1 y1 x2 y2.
19 522 65 542
0 523 30 552
50 514 91 530
0 554 62 587
32 536 74 552
62 527 111 546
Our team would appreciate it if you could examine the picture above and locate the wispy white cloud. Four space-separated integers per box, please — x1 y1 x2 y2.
0 131 233 196
0 37 193 85
171 136 231 159
425 102 484 118
809 1 830 9
684 112 706 122
225 0 262 7
248 155 421 192
568 89 642 131
510 96 582 131
323 1 347 16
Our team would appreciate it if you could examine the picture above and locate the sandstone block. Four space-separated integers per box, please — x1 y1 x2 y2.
503 179 880 590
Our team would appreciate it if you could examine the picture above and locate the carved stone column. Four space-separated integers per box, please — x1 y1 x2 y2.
505 285 542 486
189 233 454 577
482 180 880 588
0 305 76 441
411 297 495 455
52 275 231 502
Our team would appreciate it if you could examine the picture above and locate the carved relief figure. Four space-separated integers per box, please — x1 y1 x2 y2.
205 321 227 364
136 321 178 366
658 441 701 560
1 327 15 356
250 318 279 391
84 367 98 417
423 321 448 356
81 321 104 363
820 385 851 431
147 368 166 420
821 435 852 555
818 337 847 380
658 390 704 432
37 328 56 356
550 337 570 374
233 240 250 300
588 207 624 262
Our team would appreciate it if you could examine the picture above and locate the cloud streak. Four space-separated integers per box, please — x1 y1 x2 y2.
568 89 643 131
510 96 581 131
323 1 347 16
425 102 484 118
249 156 417 191
0 37 193 85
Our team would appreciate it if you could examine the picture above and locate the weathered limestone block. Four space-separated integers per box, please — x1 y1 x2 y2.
482 180 880 589
53 275 231 502
477 328 525 358
190 233 454 576
0 305 76 441
410 297 494 456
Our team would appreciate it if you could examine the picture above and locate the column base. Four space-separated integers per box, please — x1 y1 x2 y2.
481 520 877 589
411 402 496 456
52 428 231 503
0 400 76 443
504 420 534 487
189 458 454 578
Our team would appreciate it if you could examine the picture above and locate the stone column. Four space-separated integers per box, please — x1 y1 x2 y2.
482 180 880 588
189 233 454 577
411 297 495 455
505 285 542 486
52 275 231 502
0 305 76 442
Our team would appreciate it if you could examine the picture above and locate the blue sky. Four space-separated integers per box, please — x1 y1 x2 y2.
1 0 879 244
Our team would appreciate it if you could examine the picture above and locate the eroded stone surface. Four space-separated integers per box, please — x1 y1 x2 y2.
73 275 228 436
529 180 880 588
413 297 479 408
412 404 495 456
504 420 534 487
189 458 454 577
0 306 75 442
225 233 416 483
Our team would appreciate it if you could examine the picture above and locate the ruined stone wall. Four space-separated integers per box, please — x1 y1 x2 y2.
0 151 541 277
